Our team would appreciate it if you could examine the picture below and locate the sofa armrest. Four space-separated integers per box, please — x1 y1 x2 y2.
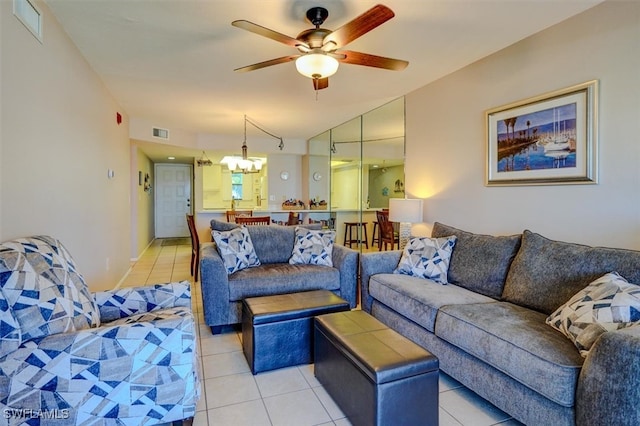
360 250 402 312
93 281 191 323
576 326 640 425
332 244 359 308
199 242 231 328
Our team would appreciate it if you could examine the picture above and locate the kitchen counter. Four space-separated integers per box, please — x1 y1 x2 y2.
195 208 383 248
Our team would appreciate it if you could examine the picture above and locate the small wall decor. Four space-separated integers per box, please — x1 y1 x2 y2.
393 179 404 193
138 171 143 186
144 173 152 193
486 80 598 186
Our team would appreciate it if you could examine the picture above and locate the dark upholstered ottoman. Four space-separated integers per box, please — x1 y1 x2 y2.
242 290 350 374
314 310 439 426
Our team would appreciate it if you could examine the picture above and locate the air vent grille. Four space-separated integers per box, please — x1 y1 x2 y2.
152 127 169 139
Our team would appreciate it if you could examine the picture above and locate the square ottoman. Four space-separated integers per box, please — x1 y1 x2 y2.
314 310 439 426
242 290 350 374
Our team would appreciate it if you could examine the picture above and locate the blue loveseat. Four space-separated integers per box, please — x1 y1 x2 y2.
200 221 358 334
361 223 640 426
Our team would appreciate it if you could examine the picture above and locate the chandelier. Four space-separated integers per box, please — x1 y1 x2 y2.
220 115 283 174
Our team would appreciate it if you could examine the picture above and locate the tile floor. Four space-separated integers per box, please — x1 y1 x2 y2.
123 239 523 426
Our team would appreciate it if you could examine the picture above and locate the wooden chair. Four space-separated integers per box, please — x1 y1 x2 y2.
236 216 271 226
226 210 252 223
287 211 300 226
376 210 399 251
186 213 200 282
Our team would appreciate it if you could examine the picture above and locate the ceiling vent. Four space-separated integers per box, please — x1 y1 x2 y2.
14 0 42 42
152 127 169 139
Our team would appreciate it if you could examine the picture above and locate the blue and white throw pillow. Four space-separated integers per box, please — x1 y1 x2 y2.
546 272 640 357
393 236 457 284
213 226 260 274
0 236 100 349
289 227 335 267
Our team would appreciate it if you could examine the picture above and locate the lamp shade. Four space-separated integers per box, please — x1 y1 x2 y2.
389 198 423 223
226 158 237 171
295 53 339 79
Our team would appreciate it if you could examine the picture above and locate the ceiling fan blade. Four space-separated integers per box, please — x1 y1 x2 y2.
338 50 408 71
323 4 395 48
234 55 299 73
313 77 329 90
232 20 308 49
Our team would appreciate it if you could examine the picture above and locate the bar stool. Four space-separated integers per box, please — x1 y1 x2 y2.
343 222 369 249
371 221 380 248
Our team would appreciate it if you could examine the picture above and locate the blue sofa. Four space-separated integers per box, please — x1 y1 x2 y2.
200 221 359 334
361 223 640 426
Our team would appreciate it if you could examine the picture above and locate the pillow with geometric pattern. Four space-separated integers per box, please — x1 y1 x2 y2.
0 236 100 348
212 226 260 274
393 236 457 285
289 227 335 267
546 272 640 357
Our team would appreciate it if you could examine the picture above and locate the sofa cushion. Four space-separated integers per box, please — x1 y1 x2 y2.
0 236 100 345
436 302 584 407
245 225 297 264
431 222 521 299
228 263 340 301
394 236 457 284
212 226 260 274
547 272 640 357
502 230 640 315
210 219 239 232
289 227 335 267
368 273 494 332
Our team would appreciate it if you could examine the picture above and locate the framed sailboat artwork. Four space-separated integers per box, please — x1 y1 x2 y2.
485 80 598 186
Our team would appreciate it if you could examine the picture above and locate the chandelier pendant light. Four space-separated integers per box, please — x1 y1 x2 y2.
220 115 283 174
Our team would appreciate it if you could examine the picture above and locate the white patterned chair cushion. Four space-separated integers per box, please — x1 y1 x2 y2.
0 275 200 424
0 236 100 348
289 227 335 267
212 226 260 274
546 271 640 357
394 236 457 284
94 281 192 322
0 293 21 358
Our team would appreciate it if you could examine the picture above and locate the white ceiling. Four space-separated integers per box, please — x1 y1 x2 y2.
46 0 603 147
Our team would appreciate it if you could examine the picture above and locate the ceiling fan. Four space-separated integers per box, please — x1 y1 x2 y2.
232 4 409 90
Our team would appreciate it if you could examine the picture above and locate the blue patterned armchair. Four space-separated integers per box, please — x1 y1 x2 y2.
0 236 200 425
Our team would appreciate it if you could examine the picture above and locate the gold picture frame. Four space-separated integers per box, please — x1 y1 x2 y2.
486 80 598 186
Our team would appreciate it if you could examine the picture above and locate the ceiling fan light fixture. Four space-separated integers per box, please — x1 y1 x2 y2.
295 53 339 79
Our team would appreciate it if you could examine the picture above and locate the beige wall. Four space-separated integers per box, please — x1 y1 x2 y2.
131 146 155 259
1 0 131 290
405 0 640 250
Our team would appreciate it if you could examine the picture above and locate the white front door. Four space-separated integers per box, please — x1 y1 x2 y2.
155 164 192 238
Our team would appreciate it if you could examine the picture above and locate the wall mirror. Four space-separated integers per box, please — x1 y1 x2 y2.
308 97 405 247
362 98 405 209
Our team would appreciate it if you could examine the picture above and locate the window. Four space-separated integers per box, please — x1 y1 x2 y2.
14 0 42 42
231 173 243 200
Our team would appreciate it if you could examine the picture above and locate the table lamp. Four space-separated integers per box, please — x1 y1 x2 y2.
389 198 424 249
